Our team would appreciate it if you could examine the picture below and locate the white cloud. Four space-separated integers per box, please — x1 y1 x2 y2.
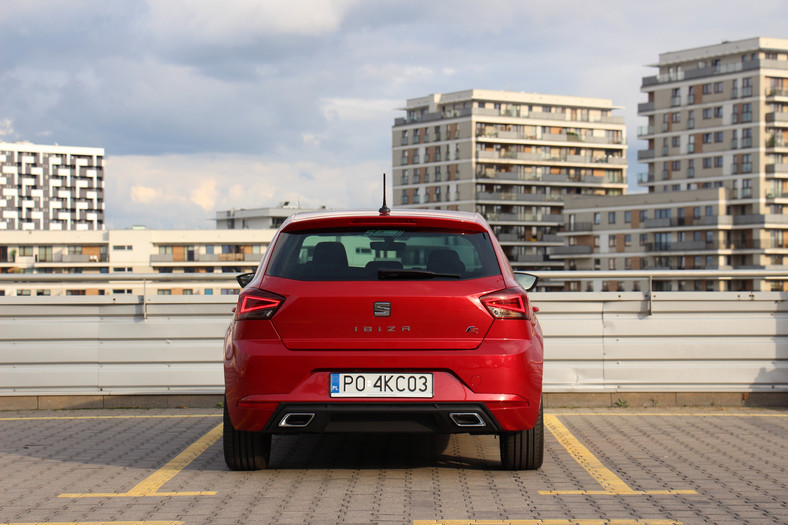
106 153 389 229
0 119 14 137
130 185 164 204
190 178 218 211
144 0 360 45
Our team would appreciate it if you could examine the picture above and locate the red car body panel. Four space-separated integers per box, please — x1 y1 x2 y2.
224 209 543 434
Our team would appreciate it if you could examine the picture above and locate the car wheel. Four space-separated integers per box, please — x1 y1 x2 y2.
499 404 543 470
223 401 271 470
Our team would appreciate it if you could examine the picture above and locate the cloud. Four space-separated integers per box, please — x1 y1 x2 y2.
190 178 218 211
0 119 14 137
106 153 389 229
144 0 360 46
130 185 164 204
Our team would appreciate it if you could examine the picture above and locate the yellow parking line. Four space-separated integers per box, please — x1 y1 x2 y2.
548 412 786 417
58 424 222 498
413 519 682 525
540 415 696 496
0 414 221 421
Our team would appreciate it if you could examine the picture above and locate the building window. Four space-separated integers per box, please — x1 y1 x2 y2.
608 259 616 270
625 234 632 247
702 83 712 95
741 103 752 122
608 212 616 224
625 211 631 224
741 154 752 173
655 208 671 219
714 156 723 168
703 157 713 169
640 234 648 246
714 106 723 118
609 235 616 247
742 128 752 148
742 77 753 97
714 81 724 93
593 212 600 225
639 210 648 221
702 108 712 119
401 170 408 185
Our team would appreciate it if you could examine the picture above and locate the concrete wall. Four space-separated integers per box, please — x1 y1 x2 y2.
1 290 786 408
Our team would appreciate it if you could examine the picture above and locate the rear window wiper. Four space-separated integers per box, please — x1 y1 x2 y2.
378 268 460 280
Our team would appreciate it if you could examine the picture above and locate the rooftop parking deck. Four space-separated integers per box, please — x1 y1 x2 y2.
0 407 785 524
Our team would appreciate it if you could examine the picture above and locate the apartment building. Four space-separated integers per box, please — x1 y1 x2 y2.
0 228 275 296
392 89 627 273
0 142 104 231
214 205 321 230
561 37 788 292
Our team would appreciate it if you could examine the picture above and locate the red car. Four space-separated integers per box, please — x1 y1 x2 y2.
223 209 544 470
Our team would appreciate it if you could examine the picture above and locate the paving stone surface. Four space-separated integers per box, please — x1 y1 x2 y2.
0 407 785 524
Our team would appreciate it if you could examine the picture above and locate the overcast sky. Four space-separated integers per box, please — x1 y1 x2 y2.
2 1 787 229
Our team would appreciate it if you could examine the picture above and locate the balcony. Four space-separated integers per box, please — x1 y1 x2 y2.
476 191 562 203
550 245 592 256
637 101 655 114
766 112 788 126
564 222 594 233
638 150 655 161
485 213 563 224
637 125 654 137
765 164 788 176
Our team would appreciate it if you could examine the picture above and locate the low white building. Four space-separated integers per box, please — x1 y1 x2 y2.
0 228 276 296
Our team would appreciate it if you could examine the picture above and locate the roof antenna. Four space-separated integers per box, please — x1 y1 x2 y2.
379 173 390 216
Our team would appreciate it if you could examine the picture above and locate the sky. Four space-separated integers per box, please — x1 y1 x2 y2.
2 0 787 230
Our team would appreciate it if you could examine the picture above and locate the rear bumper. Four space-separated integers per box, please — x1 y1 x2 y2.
225 338 543 433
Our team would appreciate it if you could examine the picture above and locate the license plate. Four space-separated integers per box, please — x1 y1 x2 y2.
330 373 433 398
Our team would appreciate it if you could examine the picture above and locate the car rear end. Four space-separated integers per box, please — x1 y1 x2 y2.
223 210 543 470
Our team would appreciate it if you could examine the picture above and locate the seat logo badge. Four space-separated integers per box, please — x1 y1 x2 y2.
465 326 479 334
374 301 391 317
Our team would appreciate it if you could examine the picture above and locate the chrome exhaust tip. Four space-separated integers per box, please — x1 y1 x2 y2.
449 412 486 427
279 412 316 428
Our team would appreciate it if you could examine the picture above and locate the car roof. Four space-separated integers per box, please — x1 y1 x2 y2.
280 209 491 232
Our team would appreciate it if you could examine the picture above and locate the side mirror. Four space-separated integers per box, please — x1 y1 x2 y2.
514 271 539 291
236 272 255 288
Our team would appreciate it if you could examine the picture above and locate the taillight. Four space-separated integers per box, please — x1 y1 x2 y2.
236 290 284 320
481 288 530 319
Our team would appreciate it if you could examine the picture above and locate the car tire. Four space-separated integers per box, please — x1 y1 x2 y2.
499 404 543 470
223 402 271 471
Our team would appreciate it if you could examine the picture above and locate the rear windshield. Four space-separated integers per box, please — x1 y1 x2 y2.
266 228 501 281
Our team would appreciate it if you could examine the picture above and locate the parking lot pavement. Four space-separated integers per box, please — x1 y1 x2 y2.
0 407 785 525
